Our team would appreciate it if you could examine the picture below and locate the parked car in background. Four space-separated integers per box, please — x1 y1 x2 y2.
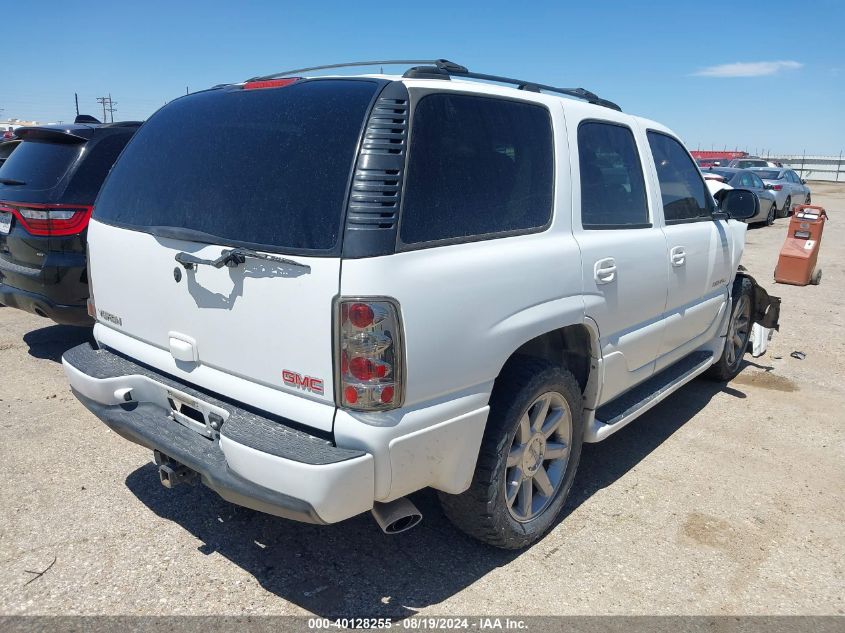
701 167 778 225
750 168 811 217
696 157 731 168
0 118 141 325
0 140 19 167
727 158 779 169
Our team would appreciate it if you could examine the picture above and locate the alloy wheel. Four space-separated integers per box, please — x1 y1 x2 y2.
505 391 572 522
726 294 751 366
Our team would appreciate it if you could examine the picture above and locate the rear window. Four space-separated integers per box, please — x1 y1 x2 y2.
755 170 782 180
94 79 379 253
0 140 82 190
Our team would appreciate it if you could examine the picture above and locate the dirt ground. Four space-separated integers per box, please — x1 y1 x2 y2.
0 184 842 617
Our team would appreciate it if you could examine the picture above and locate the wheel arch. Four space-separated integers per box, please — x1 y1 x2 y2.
494 320 602 407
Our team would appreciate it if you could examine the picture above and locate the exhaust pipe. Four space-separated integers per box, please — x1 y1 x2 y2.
371 498 422 534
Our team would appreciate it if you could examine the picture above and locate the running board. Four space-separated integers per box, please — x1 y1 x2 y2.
585 351 714 442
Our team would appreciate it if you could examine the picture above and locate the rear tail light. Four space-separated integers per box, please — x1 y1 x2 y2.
336 298 404 411
0 202 92 236
771 184 783 191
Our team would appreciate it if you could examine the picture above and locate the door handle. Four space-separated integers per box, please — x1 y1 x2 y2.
670 247 686 267
594 257 617 284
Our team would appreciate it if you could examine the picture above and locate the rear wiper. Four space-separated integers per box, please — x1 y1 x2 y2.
175 247 310 272
0 178 26 185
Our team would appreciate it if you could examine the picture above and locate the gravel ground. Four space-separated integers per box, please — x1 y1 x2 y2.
0 184 842 617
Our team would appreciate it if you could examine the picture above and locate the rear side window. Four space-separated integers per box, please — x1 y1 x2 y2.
94 80 379 253
399 93 553 245
647 131 712 223
578 121 649 228
0 140 81 190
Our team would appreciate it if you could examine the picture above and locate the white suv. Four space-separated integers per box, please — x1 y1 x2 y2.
62 60 780 549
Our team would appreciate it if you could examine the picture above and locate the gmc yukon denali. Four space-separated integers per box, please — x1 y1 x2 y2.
62 60 780 549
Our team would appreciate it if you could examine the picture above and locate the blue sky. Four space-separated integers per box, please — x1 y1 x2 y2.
3 0 844 155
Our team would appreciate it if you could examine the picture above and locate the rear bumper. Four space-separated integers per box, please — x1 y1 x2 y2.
62 343 375 524
0 282 92 326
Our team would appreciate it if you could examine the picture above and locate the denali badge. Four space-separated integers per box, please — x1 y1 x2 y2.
282 370 324 395
98 309 123 326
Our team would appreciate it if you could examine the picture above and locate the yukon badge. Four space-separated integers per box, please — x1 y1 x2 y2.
282 370 324 395
98 309 123 327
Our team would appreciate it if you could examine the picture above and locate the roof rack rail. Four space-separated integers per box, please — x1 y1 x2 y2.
246 59 621 111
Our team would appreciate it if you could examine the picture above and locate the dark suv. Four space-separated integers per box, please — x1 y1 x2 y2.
0 118 140 325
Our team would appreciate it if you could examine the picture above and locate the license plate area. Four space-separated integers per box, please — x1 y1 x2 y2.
166 389 226 439
0 212 11 235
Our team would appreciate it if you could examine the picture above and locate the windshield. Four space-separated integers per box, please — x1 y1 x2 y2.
94 79 379 253
0 139 81 191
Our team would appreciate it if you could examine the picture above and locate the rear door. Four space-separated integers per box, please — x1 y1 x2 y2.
568 115 669 403
89 79 382 431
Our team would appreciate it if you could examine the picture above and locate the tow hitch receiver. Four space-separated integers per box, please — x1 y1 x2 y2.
154 450 197 488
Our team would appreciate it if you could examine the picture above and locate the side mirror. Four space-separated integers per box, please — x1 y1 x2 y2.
801 178 807 184
764 183 774 190
714 188 759 220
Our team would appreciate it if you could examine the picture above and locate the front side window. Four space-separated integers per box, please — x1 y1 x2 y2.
399 93 553 245
647 131 712 223
578 121 649 228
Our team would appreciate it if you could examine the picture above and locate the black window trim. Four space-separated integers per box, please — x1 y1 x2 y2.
646 128 717 226
577 118 652 231
395 89 556 253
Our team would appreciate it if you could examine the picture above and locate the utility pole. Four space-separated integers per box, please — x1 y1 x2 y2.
107 93 117 123
96 96 108 123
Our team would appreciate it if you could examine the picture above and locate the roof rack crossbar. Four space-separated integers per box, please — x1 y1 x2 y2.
246 59 620 111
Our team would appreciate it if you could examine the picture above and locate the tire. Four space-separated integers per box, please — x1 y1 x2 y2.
805 193 811 205
439 358 583 549
765 202 776 226
783 196 792 217
706 276 753 381
810 268 822 285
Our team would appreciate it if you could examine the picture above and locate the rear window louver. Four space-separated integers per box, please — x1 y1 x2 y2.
342 82 410 258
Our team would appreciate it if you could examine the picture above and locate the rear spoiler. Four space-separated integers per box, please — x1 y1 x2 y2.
14 127 89 145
